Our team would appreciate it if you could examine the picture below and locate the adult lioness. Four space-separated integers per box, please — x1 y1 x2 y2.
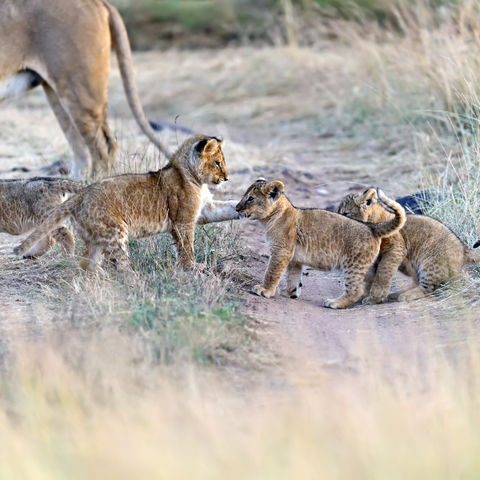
0 0 169 179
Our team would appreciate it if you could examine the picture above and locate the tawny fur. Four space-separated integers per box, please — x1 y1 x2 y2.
236 179 406 309
15 136 239 271
337 188 480 302
0 177 83 257
0 0 169 179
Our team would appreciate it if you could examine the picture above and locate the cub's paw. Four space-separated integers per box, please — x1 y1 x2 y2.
322 298 349 309
361 295 382 305
280 286 300 299
251 285 274 298
385 292 401 302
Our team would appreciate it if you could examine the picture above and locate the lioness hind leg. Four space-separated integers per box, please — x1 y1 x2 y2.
323 267 367 309
43 83 91 179
100 117 117 174
68 105 115 179
50 69 115 178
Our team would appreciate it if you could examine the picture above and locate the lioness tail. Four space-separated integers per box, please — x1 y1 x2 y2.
103 2 171 160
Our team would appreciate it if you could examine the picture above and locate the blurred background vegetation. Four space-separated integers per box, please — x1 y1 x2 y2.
111 0 463 48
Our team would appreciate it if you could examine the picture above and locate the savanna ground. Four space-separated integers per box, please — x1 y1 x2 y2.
1 1 480 477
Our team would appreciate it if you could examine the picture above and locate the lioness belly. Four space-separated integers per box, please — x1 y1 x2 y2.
0 71 40 102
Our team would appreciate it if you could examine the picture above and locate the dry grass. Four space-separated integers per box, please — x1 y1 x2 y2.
1 324 480 479
0 216 252 369
3 1 480 476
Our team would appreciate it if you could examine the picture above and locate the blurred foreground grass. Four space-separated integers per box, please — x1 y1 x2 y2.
1 322 480 479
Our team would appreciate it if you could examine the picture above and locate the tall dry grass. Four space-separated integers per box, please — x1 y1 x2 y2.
324 1 480 134
1 324 480 479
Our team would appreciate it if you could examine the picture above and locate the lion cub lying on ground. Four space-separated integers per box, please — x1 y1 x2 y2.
15 136 238 271
337 188 480 302
1 177 83 257
235 179 406 309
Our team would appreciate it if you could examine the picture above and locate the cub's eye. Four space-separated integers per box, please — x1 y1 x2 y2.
246 196 254 203
215 161 221 168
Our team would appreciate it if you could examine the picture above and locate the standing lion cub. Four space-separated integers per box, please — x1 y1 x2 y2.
15 136 238 271
235 179 406 309
0 177 83 257
337 187 480 302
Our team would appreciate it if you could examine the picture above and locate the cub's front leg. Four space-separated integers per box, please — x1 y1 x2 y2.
171 224 196 269
197 200 239 224
280 262 303 299
252 247 294 299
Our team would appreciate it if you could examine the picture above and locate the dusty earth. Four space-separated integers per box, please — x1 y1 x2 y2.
0 47 478 381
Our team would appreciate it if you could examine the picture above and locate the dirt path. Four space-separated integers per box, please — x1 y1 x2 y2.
234 181 480 381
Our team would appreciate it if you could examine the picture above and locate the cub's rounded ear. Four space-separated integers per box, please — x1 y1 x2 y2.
265 181 284 201
361 188 378 207
195 137 219 156
194 138 209 155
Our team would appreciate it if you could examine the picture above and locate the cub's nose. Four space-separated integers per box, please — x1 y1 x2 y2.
224 176 229 182
235 203 241 212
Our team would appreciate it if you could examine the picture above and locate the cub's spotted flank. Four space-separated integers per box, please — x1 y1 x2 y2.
236 179 406 309
337 187 480 302
0 177 83 257
15 136 239 271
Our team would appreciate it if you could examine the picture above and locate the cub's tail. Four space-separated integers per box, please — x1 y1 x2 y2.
31 177 85 195
367 188 406 239
46 178 85 195
14 195 80 257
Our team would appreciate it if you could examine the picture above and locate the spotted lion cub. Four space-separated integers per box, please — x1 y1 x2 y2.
15 136 238 270
235 179 406 309
337 188 480 302
1 177 83 257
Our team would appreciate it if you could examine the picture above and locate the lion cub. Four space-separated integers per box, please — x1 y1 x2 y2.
337 188 480 302
236 179 406 309
15 136 238 270
1 177 83 257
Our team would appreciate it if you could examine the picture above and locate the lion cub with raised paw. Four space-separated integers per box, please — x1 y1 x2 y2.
1 177 83 257
235 179 406 309
337 188 480 302
15 136 238 271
